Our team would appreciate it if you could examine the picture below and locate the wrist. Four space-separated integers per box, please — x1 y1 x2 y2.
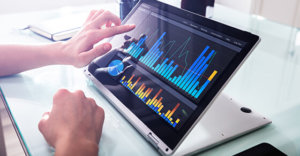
55 135 99 156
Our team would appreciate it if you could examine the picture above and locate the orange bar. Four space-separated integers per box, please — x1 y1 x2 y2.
131 77 141 89
168 103 180 118
208 70 218 81
135 83 145 95
141 88 150 99
145 88 153 98
128 74 135 83
175 119 180 123
138 86 146 96
156 97 163 107
149 89 163 105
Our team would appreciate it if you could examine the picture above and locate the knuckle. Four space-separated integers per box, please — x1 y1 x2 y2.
53 89 69 100
97 106 105 118
74 90 85 98
38 120 45 132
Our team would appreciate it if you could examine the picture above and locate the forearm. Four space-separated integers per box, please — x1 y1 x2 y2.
0 42 65 77
55 137 99 156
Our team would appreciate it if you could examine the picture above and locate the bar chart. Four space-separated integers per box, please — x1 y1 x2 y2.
126 32 219 99
120 74 182 128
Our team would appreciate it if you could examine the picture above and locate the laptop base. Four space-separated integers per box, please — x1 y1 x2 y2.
174 93 271 155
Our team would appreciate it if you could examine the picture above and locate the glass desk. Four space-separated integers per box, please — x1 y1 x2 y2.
0 3 300 155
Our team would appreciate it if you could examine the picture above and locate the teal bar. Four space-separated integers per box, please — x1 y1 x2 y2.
192 90 197 96
145 45 160 66
149 51 163 67
177 46 210 88
172 77 177 83
179 57 205 89
157 58 168 73
195 80 211 98
136 48 144 58
184 64 208 91
162 60 174 77
147 48 160 67
166 65 178 79
159 64 167 75
154 64 160 72
175 76 182 85
188 81 199 94
163 66 173 78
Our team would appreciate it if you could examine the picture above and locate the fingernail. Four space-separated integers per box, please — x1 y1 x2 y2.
129 24 136 28
104 43 111 51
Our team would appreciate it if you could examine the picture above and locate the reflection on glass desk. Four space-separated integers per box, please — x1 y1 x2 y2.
0 2 300 156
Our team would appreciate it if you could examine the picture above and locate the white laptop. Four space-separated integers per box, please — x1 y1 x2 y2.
84 0 271 155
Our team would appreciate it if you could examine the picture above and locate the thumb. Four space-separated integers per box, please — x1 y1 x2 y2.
80 43 112 66
38 112 50 134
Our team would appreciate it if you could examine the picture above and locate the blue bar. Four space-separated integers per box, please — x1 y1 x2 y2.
183 50 214 90
176 46 210 87
172 77 177 83
135 48 144 58
195 80 211 98
157 58 168 73
149 51 163 67
186 64 209 92
126 43 134 54
141 32 165 63
145 44 160 66
132 48 140 58
173 123 177 127
192 90 197 96
132 36 146 56
146 48 160 67
175 75 182 85
159 64 167 75
162 60 174 77
154 64 160 72
169 78 172 81
166 65 178 79
163 66 173 78
188 81 199 94
179 57 205 89
184 63 208 91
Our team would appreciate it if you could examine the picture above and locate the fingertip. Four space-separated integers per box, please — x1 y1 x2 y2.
103 43 112 51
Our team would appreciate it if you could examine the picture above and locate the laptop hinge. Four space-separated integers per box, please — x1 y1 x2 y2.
147 132 159 146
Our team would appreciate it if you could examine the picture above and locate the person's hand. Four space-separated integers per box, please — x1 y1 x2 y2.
58 10 135 67
38 89 104 156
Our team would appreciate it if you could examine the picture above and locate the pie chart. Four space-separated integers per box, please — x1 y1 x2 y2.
108 60 124 76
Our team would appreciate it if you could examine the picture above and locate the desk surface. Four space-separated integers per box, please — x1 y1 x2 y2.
0 2 300 156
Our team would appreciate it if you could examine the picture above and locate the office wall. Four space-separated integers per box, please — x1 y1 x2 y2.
0 0 111 14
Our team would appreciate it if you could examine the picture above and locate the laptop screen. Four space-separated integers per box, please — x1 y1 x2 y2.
87 0 258 151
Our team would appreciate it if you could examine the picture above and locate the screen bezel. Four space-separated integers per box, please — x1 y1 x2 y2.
87 0 259 154
0 88 30 156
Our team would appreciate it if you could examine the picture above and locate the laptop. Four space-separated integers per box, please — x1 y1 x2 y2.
84 0 270 155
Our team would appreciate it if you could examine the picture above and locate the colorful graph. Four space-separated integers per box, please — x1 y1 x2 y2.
126 32 219 99
108 60 124 76
120 74 181 128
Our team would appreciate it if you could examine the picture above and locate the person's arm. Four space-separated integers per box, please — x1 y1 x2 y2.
38 89 104 156
0 10 135 77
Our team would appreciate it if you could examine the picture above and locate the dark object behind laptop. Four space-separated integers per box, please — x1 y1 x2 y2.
234 143 287 156
120 0 139 20
181 0 215 17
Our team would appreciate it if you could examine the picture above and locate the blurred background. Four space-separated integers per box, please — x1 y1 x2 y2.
0 0 299 27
